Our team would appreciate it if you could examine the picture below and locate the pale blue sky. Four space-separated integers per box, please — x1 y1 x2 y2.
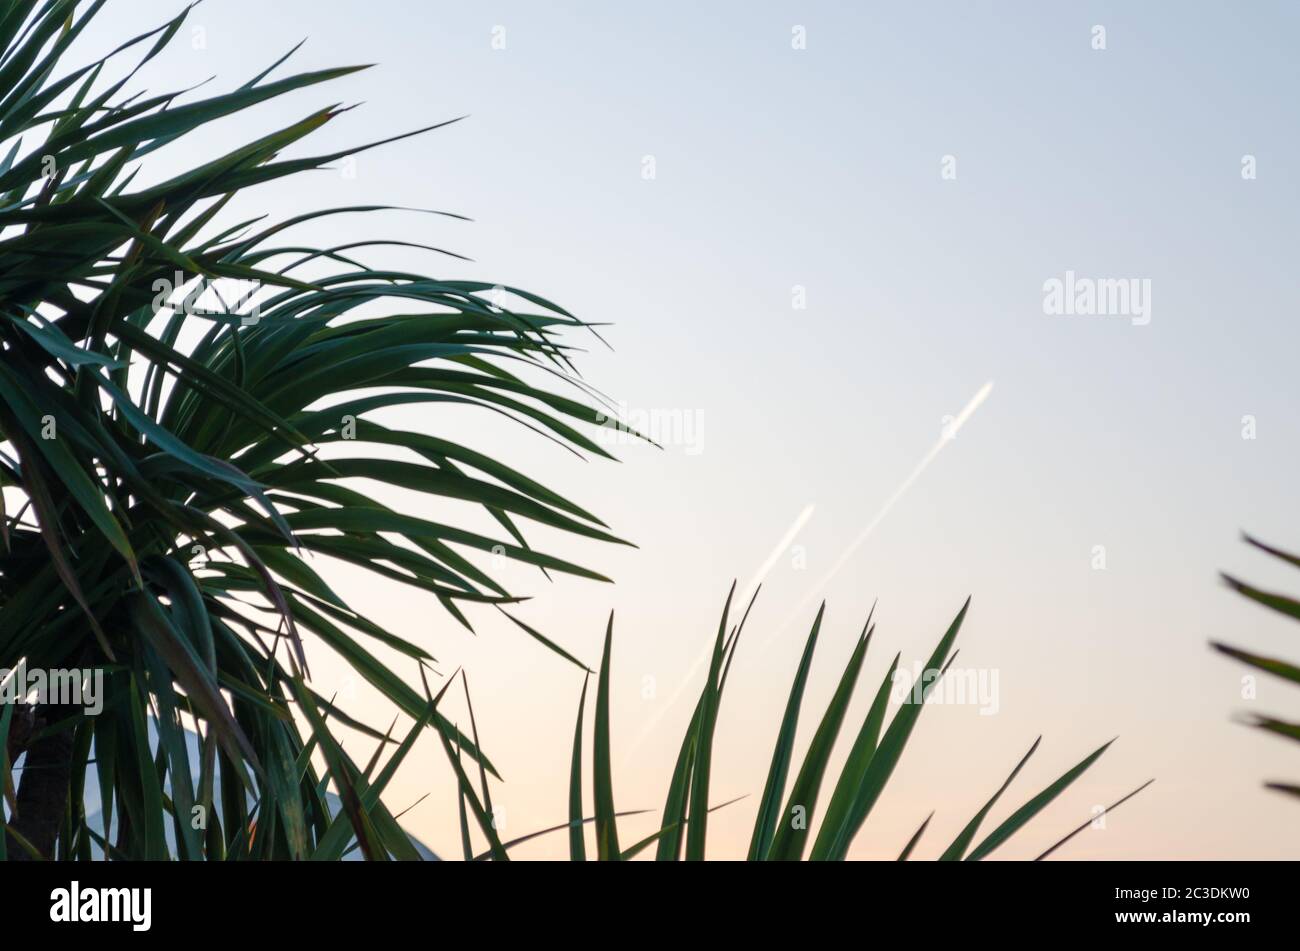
80 1 1300 857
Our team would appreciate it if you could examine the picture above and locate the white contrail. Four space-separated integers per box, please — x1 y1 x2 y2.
622 503 815 759
622 379 993 759
739 503 816 607
759 380 994 651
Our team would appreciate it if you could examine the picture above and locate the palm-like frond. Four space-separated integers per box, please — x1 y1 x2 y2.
480 590 1150 861
0 0 625 859
1217 533 1300 798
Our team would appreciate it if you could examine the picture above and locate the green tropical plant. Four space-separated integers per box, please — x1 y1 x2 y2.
0 0 628 860
451 589 1153 860
1218 534 1300 800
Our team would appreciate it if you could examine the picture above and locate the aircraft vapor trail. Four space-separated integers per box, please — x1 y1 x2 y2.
622 503 815 758
622 378 993 758
758 380 995 651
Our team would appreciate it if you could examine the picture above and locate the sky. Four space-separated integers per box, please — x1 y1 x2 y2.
71 0 1300 858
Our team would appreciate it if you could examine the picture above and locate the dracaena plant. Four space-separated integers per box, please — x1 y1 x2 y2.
0 0 627 860
449 590 1152 861
1217 534 1300 801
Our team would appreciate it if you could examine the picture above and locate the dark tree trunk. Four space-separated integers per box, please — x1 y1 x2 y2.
3 702 35 764
5 702 75 860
